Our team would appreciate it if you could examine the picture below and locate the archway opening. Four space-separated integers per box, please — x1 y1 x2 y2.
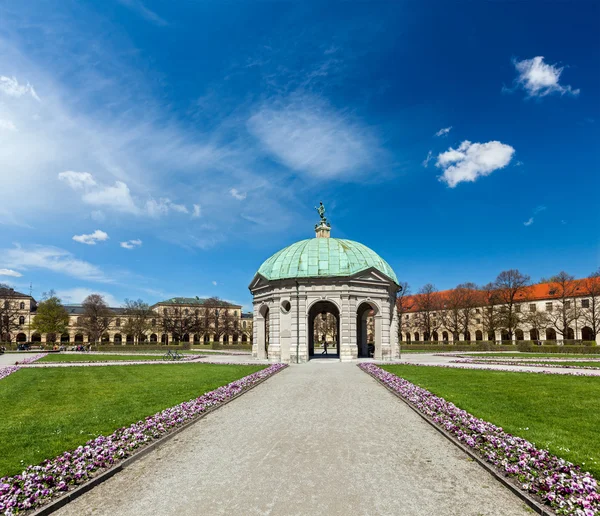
256 305 269 360
309 301 339 359
582 326 594 341
357 302 377 358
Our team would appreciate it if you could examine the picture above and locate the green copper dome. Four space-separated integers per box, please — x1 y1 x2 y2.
257 238 398 283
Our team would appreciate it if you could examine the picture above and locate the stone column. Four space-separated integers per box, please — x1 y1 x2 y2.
340 291 356 362
268 298 281 363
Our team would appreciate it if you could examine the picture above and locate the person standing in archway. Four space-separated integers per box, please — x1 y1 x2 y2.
321 338 328 355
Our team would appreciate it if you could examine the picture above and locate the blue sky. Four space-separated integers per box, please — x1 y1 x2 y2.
0 0 598 309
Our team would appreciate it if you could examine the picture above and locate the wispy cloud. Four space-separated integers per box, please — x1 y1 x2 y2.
422 150 433 168
435 126 452 137
523 205 547 227
120 239 142 250
0 119 17 131
247 94 384 180
0 268 22 277
229 188 247 200
507 56 580 98
192 204 201 218
436 140 515 188
0 75 40 101
117 0 168 26
57 287 121 308
212 280 217 286
0 244 107 282
72 229 109 245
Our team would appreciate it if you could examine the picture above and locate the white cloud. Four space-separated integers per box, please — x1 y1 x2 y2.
0 244 107 282
90 210 106 222
212 280 217 286
117 0 168 26
169 202 188 214
524 205 547 227
0 268 22 277
0 119 17 131
229 188 247 200
523 217 534 227
192 204 201 218
58 171 97 190
120 239 142 249
57 287 121 308
247 95 382 179
511 56 579 98
436 140 515 188
0 75 40 101
72 229 109 245
435 126 452 137
82 180 138 214
422 150 433 168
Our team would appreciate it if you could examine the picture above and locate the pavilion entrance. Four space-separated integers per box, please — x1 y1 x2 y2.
308 300 339 359
357 302 376 358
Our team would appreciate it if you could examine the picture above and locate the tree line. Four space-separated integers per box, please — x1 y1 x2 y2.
396 269 600 342
0 289 245 346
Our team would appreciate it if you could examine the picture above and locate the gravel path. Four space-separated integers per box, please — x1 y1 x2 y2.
56 362 529 516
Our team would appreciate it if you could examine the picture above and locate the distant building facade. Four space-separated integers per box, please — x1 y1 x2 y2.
400 279 599 344
0 288 253 345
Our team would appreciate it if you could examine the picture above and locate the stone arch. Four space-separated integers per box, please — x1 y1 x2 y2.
529 329 539 341
60 333 70 343
515 329 524 341
150 333 158 343
356 300 378 359
223 335 229 344
204 334 210 344
442 331 449 342
241 334 248 343
161 334 169 345
432 331 439 342
193 334 200 344
309 300 340 358
126 334 134 344
501 330 510 341
546 328 557 341
101 333 110 343
405 332 411 343
114 333 122 344
475 330 483 341
31 333 41 343
74 334 84 343
16 332 27 343
582 326 594 341
464 331 471 342
414 332 420 342
565 327 575 340
183 333 190 343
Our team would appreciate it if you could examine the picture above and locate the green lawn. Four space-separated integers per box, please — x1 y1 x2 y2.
381 364 600 478
486 360 600 368
467 352 600 359
0 363 266 477
38 353 170 363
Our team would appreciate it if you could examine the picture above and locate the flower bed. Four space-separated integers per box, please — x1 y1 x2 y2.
28 354 206 366
360 363 600 515
0 354 48 382
452 359 600 371
0 363 286 515
394 360 599 377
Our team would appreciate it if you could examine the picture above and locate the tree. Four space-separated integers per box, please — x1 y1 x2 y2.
395 282 412 343
414 284 442 341
122 299 153 344
30 295 69 344
481 283 501 341
0 284 21 342
581 270 600 340
77 294 112 349
521 306 549 343
458 283 480 340
161 306 194 343
494 269 531 339
440 288 462 342
546 271 579 340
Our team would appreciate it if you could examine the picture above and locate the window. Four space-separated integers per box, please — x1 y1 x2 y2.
565 301 571 309
115 318 121 327
19 316 25 325
151 318 156 326
405 314 409 320
529 304 536 312
545 302 553 312
234 311 238 317
242 321 246 328
19 302 25 309
184 309 189 315
476 318 481 324
515 305 521 313
475 308 480 314
3 301 8 309
582 299 590 308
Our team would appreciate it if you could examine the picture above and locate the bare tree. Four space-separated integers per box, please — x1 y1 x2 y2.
122 299 153 344
440 288 462 342
521 305 549 344
494 269 531 339
458 283 480 339
546 271 579 340
161 306 195 343
481 283 501 341
581 270 600 340
414 284 442 341
395 282 412 343
77 294 112 349
0 285 22 342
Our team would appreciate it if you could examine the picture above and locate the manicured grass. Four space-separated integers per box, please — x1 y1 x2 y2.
508 361 600 368
381 364 600 478
467 352 600 359
38 354 169 363
0 363 266 477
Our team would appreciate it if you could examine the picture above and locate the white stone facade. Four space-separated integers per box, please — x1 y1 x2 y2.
249 271 399 363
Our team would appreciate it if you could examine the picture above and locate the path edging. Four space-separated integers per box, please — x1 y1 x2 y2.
361 365 554 516
30 365 287 516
